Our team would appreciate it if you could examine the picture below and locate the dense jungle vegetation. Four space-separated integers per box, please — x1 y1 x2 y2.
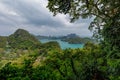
0 0 120 80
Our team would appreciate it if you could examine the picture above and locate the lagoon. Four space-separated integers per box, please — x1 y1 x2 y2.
40 39 84 49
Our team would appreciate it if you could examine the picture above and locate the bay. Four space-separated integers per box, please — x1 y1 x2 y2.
40 39 84 49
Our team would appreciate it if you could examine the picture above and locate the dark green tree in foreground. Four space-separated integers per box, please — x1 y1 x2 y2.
47 0 120 51
47 0 120 79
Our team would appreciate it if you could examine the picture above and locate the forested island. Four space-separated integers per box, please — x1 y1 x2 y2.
36 33 95 44
0 0 120 80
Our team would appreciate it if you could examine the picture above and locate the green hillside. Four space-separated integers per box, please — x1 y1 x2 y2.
0 29 119 80
8 29 41 49
0 36 7 48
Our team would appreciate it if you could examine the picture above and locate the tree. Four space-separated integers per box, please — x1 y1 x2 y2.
43 43 108 80
47 0 120 51
47 0 120 79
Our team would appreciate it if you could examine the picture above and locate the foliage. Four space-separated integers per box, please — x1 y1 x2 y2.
0 0 120 78
8 29 41 49
0 42 119 80
47 0 120 50
43 43 108 80
39 41 61 50
0 36 7 48
47 0 120 79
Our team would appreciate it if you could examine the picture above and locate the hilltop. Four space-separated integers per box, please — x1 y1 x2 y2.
7 29 41 49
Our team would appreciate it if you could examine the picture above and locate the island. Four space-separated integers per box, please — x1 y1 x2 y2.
36 33 95 44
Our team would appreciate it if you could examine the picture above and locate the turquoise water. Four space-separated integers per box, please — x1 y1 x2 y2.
40 39 84 49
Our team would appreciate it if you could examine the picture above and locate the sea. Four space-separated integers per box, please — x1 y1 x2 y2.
40 39 84 49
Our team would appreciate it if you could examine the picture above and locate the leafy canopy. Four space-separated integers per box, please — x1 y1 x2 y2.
47 0 120 50
47 1 120 79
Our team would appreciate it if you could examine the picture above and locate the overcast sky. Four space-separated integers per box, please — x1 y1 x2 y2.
0 0 93 37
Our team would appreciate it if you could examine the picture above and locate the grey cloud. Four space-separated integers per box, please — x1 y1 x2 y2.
0 0 92 37
1 0 65 27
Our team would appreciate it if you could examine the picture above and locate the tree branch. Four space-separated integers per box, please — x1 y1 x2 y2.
70 58 79 77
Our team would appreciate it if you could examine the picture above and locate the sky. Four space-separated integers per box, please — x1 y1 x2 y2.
0 0 93 37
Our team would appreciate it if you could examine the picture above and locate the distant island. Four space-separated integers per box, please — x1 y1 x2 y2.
36 33 95 44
